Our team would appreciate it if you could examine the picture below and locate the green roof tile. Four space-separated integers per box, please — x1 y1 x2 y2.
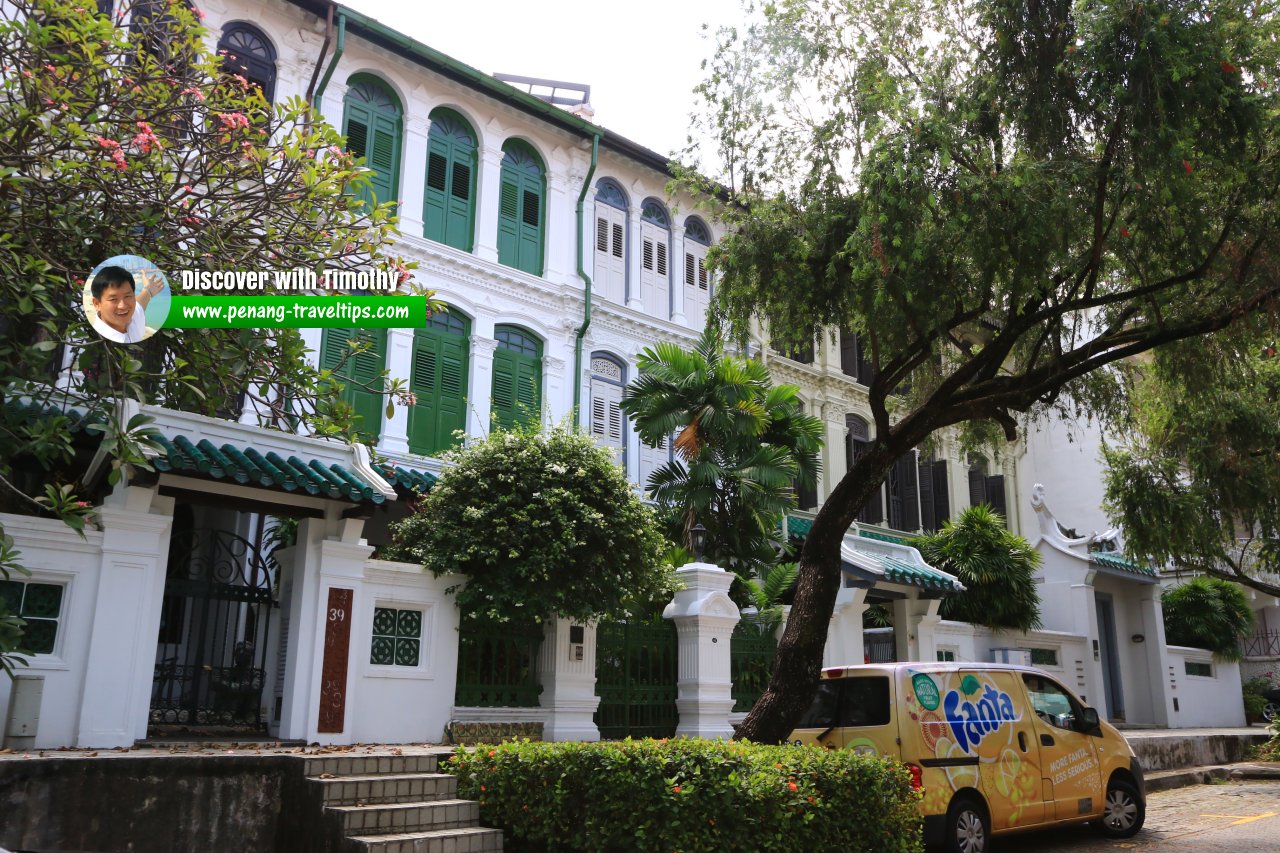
152 435 386 504
380 464 438 493
858 529 910 546
1092 552 1158 578
784 515 814 538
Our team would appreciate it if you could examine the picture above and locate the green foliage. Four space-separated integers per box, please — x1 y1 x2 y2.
1103 338 1280 597
741 561 800 628
1255 718 1280 761
913 505 1043 632
1161 576 1253 660
621 326 824 577
1243 677 1272 721
445 738 923 853
382 423 674 623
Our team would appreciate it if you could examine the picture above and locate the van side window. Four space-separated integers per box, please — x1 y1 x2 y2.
1023 674 1079 731
796 681 840 729
838 676 891 727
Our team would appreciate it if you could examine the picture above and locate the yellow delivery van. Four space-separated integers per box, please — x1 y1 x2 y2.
790 663 1145 852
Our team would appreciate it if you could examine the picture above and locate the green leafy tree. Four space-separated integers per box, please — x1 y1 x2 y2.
620 326 824 578
684 0 1280 742
0 0 428 672
913 505 1043 632
1102 336 1280 597
1161 576 1253 660
382 423 675 624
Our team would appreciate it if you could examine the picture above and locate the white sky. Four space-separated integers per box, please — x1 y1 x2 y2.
341 0 748 159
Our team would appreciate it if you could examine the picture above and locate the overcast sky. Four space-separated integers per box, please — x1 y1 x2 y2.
341 0 748 159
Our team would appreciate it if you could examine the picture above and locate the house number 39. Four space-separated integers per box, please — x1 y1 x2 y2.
329 607 346 622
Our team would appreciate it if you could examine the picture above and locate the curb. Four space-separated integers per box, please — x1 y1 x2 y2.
1145 762 1280 793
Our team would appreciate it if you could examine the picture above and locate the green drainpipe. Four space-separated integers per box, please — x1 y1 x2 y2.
572 134 601 420
314 10 346 101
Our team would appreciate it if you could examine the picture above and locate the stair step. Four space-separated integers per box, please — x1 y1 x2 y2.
330 799 479 835
312 772 458 805
347 826 504 853
304 753 442 777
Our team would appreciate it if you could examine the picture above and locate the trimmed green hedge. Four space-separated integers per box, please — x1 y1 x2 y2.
446 738 923 853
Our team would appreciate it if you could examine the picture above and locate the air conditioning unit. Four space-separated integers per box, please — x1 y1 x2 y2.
990 648 1032 666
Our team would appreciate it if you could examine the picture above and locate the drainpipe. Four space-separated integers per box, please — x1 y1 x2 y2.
304 3 335 106
572 134 600 420
313 7 347 102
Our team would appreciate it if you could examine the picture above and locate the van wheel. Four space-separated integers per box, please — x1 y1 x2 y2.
944 794 990 853
1093 777 1145 838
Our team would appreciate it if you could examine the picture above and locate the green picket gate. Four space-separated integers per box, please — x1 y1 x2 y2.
454 617 544 707
593 614 678 739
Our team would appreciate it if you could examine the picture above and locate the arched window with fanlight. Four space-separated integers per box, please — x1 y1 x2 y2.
408 308 470 456
217 23 277 102
320 327 387 441
640 199 671 320
846 414 883 525
589 353 626 459
497 140 546 276
491 325 542 429
423 108 477 252
342 74 402 213
593 179 627 305
683 217 711 322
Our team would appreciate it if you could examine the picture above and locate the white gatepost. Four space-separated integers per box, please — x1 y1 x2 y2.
663 560 740 739
824 586 868 667
537 618 601 741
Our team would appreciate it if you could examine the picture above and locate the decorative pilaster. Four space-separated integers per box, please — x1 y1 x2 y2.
469 335 498 436
398 117 430 238
474 147 504 263
662 561 741 739
381 327 414 454
537 618 601 741
823 586 868 667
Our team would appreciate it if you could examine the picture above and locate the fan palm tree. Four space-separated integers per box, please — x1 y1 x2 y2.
621 327 824 577
1161 577 1254 660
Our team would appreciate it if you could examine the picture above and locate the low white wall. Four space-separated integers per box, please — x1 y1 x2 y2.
0 514 103 749
347 560 461 744
1166 646 1245 728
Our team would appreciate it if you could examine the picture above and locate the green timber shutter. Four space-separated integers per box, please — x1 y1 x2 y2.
367 112 399 208
408 327 469 456
496 142 545 276
969 467 988 508
321 327 386 440
343 76 402 213
986 474 1007 521
932 460 950 528
422 110 476 251
918 458 936 533
491 328 542 429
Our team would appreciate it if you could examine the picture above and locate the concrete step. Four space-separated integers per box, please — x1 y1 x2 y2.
304 753 442 777
1124 730 1270 772
347 826 504 853
332 799 479 835
313 772 458 806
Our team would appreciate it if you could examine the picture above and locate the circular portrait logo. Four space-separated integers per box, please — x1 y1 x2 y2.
83 255 171 344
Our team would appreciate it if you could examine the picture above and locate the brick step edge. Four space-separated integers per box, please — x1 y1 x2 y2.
1146 762 1280 793
346 826 503 853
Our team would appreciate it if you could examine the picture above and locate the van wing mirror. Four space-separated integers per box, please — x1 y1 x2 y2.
1078 707 1100 731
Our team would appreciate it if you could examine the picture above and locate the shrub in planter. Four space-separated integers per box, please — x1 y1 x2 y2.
446 738 923 853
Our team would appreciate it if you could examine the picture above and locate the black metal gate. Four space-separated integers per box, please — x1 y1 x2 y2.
594 614 678 739
150 528 276 730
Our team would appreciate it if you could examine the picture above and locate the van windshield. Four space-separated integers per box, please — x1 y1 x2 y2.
796 677 891 729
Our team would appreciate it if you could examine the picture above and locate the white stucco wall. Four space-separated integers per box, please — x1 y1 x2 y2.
1166 646 1245 727
1017 417 1114 544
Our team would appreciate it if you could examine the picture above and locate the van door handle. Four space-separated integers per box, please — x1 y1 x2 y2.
1018 731 1028 752
1041 733 1055 747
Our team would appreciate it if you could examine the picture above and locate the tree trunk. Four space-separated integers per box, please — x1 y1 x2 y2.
734 441 898 743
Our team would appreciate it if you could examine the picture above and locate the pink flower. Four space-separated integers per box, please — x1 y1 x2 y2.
192 7 207 19
217 112 250 132
110 149 127 171
180 86 205 102
95 136 120 149
132 122 161 154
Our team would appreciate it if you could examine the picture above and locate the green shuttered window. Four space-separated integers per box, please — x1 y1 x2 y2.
321 327 387 440
491 326 542 430
496 141 545 276
422 108 477 251
409 310 470 456
343 75 402 213
0 580 63 654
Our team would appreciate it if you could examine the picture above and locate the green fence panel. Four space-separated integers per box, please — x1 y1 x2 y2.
594 615 678 739
455 618 544 707
731 618 778 713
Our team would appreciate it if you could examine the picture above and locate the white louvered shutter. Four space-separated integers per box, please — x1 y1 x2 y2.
594 205 626 304
640 221 669 320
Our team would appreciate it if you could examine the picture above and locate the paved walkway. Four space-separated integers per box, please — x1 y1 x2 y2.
0 740 454 762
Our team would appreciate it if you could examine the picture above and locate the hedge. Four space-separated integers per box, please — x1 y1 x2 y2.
446 738 923 853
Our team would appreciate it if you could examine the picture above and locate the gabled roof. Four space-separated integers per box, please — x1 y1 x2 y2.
1091 551 1158 579
783 513 964 594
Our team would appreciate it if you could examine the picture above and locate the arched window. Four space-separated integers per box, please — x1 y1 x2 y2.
491 325 542 429
684 217 712 322
343 75 402 212
218 23 277 102
423 108 477 251
839 328 878 385
589 353 626 454
846 414 882 524
408 308 470 455
593 179 627 305
497 140 546 276
918 451 950 533
320 327 387 441
640 199 671 320
968 456 1007 519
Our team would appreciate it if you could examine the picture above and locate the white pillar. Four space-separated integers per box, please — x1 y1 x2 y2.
671 230 688 325
662 561 741 739
892 597 942 662
537 618 601 741
626 204 643 311
474 147 504 263
1137 584 1174 726
545 353 568 425
545 171 573 285
398 117 429 238
823 586 868 667
469 334 498 437
76 486 175 747
1071 578 1107 715
382 326 414 454
822 402 846 505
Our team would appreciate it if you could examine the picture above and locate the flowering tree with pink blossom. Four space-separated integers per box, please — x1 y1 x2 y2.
0 0 434 672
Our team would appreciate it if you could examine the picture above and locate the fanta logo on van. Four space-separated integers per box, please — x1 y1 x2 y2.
943 683 1017 753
